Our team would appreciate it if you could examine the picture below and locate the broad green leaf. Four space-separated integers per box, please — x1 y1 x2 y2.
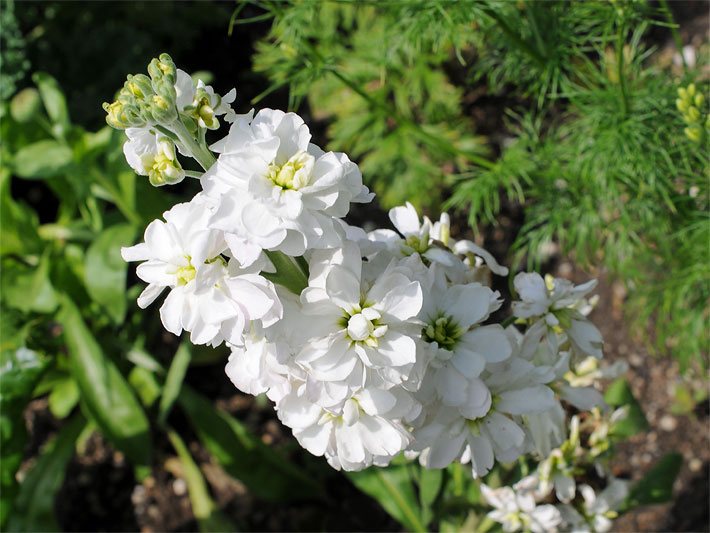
48 377 80 419
13 140 73 179
348 464 427 533
84 223 135 323
0 347 46 528
1 254 59 313
32 72 70 135
167 430 236 532
128 367 161 408
0 173 41 255
419 466 443 507
623 453 682 510
178 386 320 501
418 466 443 527
604 379 649 438
158 343 192 426
6 415 85 532
58 297 151 465
10 88 41 124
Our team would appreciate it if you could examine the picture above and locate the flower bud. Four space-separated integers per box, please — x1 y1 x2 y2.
148 53 176 84
149 93 178 124
148 137 185 186
125 74 153 102
685 125 701 143
687 106 701 123
103 100 129 129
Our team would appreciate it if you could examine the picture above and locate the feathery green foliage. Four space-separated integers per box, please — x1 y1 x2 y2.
246 0 708 366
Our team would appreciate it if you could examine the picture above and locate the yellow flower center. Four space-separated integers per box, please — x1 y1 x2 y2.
267 151 313 190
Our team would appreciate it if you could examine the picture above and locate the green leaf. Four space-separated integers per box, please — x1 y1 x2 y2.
348 464 427 533
158 343 192 426
0 170 41 255
48 377 80 419
419 466 443 507
84 223 135 324
418 466 443 527
623 453 682 510
178 386 320 501
6 415 85 532
604 379 649 438
13 140 73 179
0 347 47 528
32 72 70 135
1 254 59 313
128 366 162 408
262 250 309 295
10 88 41 124
167 430 236 532
58 296 151 465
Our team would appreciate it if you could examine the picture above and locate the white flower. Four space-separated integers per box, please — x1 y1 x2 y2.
174 68 236 129
418 269 510 416
295 242 423 403
537 416 582 503
374 202 508 281
416 356 556 477
225 327 294 403
276 385 411 471
575 479 629 532
203 109 373 264
481 483 563 533
121 195 282 346
123 128 185 186
512 273 603 359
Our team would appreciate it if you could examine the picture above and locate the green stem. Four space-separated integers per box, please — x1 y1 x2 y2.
501 315 518 328
481 6 546 69
171 120 217 171
616 23 629 117
184 170 203 179
263 250 309 295
453 462 464 497
659 0 687 71
89 169 141 225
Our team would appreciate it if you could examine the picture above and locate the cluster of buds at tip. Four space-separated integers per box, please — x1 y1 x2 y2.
103 53 178 129
676 83 709 143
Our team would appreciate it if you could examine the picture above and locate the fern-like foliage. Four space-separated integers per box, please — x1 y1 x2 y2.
242 0 709 367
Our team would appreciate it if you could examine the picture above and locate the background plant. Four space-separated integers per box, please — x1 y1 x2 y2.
247 0 708 369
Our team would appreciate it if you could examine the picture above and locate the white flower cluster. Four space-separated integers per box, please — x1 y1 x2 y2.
482 473 629 533
115 61 612 484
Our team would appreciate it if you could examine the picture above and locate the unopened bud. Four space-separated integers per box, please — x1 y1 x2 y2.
439 213 451 247
125 74 153 102
685 125 701 143
148 138 184 186
103 100 129 129
687 106 701 122
148 53 176 84
149 94 177 124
